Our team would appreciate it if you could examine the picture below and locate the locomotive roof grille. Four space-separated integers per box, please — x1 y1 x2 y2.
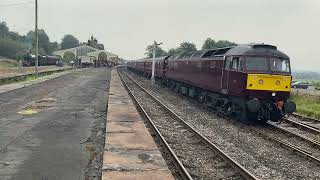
252 44 277 50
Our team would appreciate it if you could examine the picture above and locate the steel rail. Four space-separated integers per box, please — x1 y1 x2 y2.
117 70 193 180
283 118 320 134
120 69 259 180
267 122 320 149
293 113 320 124
249 126 320 166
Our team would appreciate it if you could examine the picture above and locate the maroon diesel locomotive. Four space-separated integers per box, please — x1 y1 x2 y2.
127 44 296 123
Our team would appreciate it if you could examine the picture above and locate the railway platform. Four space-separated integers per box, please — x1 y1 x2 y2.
102 69 174 180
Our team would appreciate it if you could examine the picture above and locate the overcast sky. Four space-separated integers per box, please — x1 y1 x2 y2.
1 0 320 71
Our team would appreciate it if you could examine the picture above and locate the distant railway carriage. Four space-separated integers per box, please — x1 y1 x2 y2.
127 43 296 123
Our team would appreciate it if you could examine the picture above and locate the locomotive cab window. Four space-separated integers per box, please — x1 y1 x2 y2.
231 57 241 70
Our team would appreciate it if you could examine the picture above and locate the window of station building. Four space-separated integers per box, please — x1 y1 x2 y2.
231 57 241 70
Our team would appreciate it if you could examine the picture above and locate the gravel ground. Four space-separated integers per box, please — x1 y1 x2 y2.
122 73 244 180
124 69 320 180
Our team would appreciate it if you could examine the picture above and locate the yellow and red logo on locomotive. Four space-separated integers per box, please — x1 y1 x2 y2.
246 74 291 92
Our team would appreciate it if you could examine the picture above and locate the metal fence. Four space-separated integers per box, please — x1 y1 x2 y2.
291 89 320 96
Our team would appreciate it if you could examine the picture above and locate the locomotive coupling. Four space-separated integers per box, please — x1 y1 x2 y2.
246 99 261 112
284 100 296 113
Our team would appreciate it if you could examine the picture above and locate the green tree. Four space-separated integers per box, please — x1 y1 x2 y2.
0 38 24 59
167 48 180 55
61 35 79 50
0 22 9 38
145 44 168 58
178 42 197 53
26 30 58 55
202 38 237 50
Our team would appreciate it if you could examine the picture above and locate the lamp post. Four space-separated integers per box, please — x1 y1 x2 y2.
151 41 162 85
35 0 38 77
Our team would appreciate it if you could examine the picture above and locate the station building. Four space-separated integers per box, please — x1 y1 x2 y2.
53 36 119 67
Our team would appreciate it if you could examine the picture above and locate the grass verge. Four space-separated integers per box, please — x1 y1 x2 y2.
291 95 320 119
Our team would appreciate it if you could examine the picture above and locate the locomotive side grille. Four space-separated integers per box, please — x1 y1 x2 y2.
246 74 291 92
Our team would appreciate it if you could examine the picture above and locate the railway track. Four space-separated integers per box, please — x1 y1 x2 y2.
271 115 320 146
118 69 258 180
267 122 320 149
249 125 320 166
285 113 320 133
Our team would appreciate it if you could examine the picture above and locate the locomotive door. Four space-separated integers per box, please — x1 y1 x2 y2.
221 56 232 94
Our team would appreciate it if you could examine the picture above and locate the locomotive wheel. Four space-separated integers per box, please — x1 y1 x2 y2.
236 108 250 124
198 94 205 103
224 103 233 117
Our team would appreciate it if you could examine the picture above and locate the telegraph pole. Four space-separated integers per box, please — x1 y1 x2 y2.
151 41 162 85
35 0 39 77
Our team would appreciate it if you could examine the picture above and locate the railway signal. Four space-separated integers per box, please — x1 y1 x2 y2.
151 41 162 85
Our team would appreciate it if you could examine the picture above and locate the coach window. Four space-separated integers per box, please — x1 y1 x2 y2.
225 57 232 70
231 57 241 70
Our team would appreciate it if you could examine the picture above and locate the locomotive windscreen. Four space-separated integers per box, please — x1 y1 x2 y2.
270 58 290 73
246 56 291 73
246 57 268 71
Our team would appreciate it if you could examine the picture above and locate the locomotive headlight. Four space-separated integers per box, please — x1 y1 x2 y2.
258 79 264 85
276 80 281 85
272 92 276 96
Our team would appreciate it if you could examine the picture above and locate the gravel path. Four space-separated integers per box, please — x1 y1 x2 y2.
125 69 320 180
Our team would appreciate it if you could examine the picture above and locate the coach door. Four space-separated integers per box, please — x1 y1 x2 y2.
221 56 232 94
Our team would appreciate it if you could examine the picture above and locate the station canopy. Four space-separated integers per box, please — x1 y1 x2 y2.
53 45 98 58
87 50 118 60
